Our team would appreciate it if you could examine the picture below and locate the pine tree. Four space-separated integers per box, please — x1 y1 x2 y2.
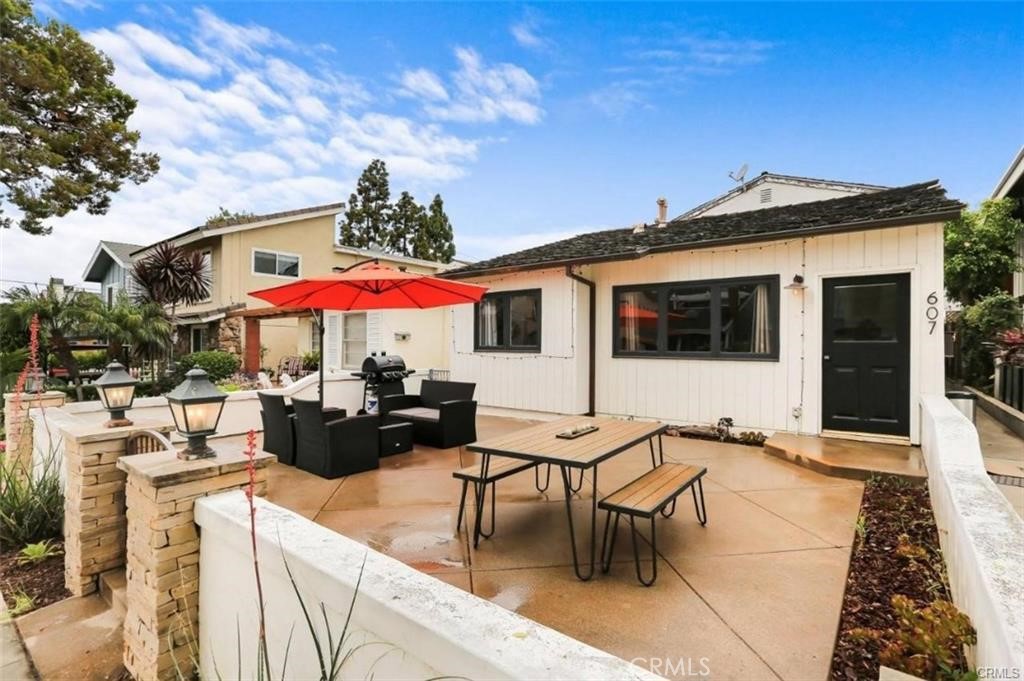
388 191 425 257
413 195 456 263
339 159 392 249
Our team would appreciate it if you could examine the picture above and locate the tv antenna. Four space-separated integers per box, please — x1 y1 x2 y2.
728 163 749 185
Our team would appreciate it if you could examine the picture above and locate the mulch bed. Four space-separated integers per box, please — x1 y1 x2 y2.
0 541 71 615
666 425 767 447
829 476 967 681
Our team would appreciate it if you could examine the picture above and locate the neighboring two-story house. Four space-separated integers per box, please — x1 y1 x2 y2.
85 203 456 377
991 146 1024 304
676 172 887 220
82 241 145 306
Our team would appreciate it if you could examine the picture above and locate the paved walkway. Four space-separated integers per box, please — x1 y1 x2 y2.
257 416 864 681
1 594 36 680
976 409 1024 517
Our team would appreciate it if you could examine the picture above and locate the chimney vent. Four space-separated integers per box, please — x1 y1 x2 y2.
656 197 668 226
632 222 646 234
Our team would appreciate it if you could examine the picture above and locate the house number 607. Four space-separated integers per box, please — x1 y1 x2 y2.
925 292 939 335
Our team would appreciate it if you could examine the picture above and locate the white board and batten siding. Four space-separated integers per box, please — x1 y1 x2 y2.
453 222 945 444
450 269 589 414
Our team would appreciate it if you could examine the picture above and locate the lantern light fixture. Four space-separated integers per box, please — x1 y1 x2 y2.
785 274 807 292
94 361 138 427
165 368 228 460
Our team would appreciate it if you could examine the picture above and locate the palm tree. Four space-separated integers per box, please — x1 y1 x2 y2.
2 283 102 400
90 292 171 377
132 242 211 363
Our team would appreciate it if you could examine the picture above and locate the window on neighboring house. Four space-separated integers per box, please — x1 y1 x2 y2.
341 312 367 368
614 276 779 359
106 285 117 307
475 289 542 352
252 249 300 278
190 326 207 353
310 321 321 353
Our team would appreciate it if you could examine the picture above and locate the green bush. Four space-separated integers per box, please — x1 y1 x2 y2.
72 349 108 371
53 383 99 402
959 292 1023 387
177 351 240 382
302 350 320 370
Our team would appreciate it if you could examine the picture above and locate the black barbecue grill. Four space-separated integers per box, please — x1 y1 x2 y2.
351 353 414 412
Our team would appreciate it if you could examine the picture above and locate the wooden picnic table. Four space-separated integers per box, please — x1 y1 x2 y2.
467 416 667 580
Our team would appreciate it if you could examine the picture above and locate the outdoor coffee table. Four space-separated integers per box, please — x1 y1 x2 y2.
467 416 667 581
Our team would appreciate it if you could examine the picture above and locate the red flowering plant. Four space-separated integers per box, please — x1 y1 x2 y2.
243 428 273 678
996 328 1024 367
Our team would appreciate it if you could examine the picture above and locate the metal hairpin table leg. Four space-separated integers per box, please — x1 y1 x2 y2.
560 464 598 581
473 452 491 549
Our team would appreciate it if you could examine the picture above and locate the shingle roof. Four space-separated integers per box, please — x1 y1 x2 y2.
445 180 962 279
101 241 144 264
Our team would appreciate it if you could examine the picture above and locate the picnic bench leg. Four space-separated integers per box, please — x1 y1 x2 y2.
660 498 678 518
600 510 620 573
477 481 497 539
567 468 584 494
560 465 598 581
473 453 492 548
628 516 658 587
535 463 551 493
456 479 469 529
692 478 708 526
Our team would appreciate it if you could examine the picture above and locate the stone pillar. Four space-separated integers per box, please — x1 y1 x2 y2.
2 390 66 476
244 317 261 373
62 419 175 596
118 443 274 681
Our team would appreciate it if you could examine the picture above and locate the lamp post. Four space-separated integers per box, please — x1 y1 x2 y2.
94 362 138 427
165 368 227 460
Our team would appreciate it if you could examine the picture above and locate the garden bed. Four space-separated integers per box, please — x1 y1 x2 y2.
0 541 70 617
830 476 974 681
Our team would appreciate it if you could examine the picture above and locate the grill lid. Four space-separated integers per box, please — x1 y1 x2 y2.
361 354 407 374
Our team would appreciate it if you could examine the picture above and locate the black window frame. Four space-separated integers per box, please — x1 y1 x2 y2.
474 288 542 353
612 275 780 361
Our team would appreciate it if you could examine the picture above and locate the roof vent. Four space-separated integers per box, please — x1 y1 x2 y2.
656 197 668 226
760 188 772 204
632 222 646 234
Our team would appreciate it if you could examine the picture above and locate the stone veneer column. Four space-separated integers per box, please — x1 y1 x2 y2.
2 390 66 475
62 419 174 596
118 443 275 681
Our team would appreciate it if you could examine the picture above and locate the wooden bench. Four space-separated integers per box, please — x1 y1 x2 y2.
598 463 708 586
454 457 551 537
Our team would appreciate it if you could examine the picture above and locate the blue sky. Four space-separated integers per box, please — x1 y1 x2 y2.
3 1 1022 287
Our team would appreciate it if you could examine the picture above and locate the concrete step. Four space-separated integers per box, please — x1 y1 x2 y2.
98 570 127 618
15 593 124 681
763 433 927 481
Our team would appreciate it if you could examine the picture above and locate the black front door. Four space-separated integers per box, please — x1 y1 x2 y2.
822 273 911 436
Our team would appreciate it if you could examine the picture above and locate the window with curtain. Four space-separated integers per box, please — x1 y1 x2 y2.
475 289 541 351
614 275 779 359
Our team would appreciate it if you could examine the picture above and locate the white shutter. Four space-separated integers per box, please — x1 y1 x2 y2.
324 312 340 370
367 311 384 354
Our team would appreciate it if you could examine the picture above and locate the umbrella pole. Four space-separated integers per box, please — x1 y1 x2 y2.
313 310 325 407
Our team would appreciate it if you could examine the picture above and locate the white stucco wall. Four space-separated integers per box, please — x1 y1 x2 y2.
919 395 1024 674
195 492 664 681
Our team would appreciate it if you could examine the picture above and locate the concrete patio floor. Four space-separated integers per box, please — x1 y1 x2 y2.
255 415 863 681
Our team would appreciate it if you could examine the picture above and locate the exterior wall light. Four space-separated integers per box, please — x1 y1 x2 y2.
785 274 807 291
165 368 227 460
26 368 46 394
94 361 138 427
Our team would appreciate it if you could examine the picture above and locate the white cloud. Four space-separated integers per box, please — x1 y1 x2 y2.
397 68 449 101
424 47 543 125
3 7 504 289
510 11 551 51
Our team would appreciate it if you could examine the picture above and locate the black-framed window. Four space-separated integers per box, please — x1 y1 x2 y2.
475 289 541 352
613 275 780 360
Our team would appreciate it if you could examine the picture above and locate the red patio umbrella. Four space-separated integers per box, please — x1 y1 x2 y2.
249 259 487 402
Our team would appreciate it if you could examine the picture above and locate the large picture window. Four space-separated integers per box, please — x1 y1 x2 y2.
252 249 300 278
475 289 541 352
614 275 779 360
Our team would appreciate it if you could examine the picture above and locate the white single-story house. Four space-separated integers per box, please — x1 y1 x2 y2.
443 180 964 445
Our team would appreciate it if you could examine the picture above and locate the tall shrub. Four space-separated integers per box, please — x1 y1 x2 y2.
177 351 240 382
958 292 1022 387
